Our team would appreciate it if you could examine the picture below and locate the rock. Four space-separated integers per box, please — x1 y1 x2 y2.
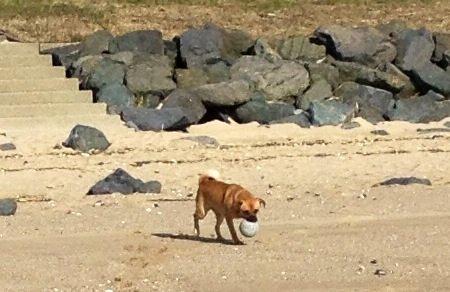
0 143 16 151
62 125 111 153
297 79 332 110
105 51 135 66
96 83 134 113
69 55 103 85
79 30 113 57
386 90 450 123
416 128 450 134
445 121 450 128
120 107 191 131
374 269 387 277
203 62 231 83
394 28 435 71
309 100 355 126
231 56 309 101
252 38 281 62
332 60 409 94
180 136 219 147
314 25 396 67
409 62 450 96
192 80 252 107
0 198 17 216
162 89 207 124
234 100 295 124
85 59 125 91
179 23 253 68
335 82 393 123
175 68 209 88
109 30 164 54
42 43 80 69
432 33 450 66
87 168 161 195
269 111 311 128
139 93 161 109
125 55 176 96
164 39 178 64
341 121 361 129
370 129 389 136
376 20 407 36
306 62 340 89
275 35 326 62
381 63 416 98
375 176 431 187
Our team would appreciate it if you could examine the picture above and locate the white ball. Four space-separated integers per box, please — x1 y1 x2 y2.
239 219 259 238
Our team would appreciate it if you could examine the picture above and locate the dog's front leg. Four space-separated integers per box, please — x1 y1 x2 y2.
226 216 243 245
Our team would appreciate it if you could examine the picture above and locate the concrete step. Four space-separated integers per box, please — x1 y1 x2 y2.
0 66 66 80
0 103 106 118
0 55 52 67
0 78 79 93
0 42 39 55
0 90 92 105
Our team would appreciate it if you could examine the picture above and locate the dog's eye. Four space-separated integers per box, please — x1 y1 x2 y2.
254 209 259 214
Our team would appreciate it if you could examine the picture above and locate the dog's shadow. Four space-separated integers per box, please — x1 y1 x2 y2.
152 233 236 245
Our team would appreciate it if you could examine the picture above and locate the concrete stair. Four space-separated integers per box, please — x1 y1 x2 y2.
0 42 127 147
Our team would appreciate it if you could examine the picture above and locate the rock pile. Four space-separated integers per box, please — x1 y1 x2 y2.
45 21 450 131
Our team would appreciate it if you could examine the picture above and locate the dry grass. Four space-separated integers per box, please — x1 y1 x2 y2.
0 0 448 42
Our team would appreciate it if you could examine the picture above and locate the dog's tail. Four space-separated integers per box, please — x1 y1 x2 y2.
199 169 220 184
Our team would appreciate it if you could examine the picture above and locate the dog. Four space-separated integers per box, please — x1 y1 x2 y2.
193 170 266 245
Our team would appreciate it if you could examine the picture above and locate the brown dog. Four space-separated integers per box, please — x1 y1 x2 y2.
193 171 266 245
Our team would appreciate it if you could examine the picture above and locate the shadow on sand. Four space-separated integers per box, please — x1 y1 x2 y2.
151 233 236 245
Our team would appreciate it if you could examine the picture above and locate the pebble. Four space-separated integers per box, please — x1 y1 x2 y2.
374 269 387 276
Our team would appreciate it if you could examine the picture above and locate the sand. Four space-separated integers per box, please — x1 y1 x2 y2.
1 117 450 291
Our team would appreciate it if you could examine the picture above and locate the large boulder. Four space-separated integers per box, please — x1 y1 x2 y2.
85 59 125 91
175 68 209 89
69 55 103 85
192 80 252 107
120 107 191 131
251 38 282 62
109 30 164 55
309 100 355 126
432 33 450 67
179 23 253 68
296 78 332 110
43 43 80 69
231 56 309 101
125 55 176 97
409 62 450 97
394 28 435 71
313 25 396 67
275 35 326 62
335 82 393 123
386 90 450 123
380 63 417 98
87 168 161 195
234 100 295 124
62 125 111 153
269 111 311 128
96 83 134 113
79 30 113 57
162 89 207 124
306 62 340 89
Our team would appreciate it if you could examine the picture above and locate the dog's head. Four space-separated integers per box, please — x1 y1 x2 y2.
239 197 266 222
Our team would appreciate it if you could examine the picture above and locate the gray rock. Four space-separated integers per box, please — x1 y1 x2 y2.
376 20 407 36
179 23 253 68
375 176 431 187
297 79 332 110
120 107 191 131
42 43 80 69
203 61 231 83
269 112 311 128
252 38 281 62
62 125 111 153
410 62 450 96
175 68 209 88
234 100 295 124
332 60 409 94
140 93 161 109
306 62 340 89
86 59 125 91
104 51 135 66
432 33 450 66
162 89 207 124
109 30 164 54
0 143 16 151
335 82 393 123
0 198 17 216
96 83 134 112
231 56 309 101
87 168 161 195
125 55 176 96
314 25 396 67
381 63 417 98
371 129 389 136
309 100 355 126
79 30 113 57
180 136 219 147
70 55 103 85
394 28 435 71
386 90 450 123
192 80 252 107
341 121 361 129
275 35 326 62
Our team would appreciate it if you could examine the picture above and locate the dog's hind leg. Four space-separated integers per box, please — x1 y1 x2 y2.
193 191 208 237
214 212 225 241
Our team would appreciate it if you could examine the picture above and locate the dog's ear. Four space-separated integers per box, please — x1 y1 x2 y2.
258 198 266 208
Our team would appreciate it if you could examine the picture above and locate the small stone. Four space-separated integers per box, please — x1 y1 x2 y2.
370 259 378 264
0 143 16 151
370 130 389 136
374 177 432 187
374 269 387 276
0 198 17 216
